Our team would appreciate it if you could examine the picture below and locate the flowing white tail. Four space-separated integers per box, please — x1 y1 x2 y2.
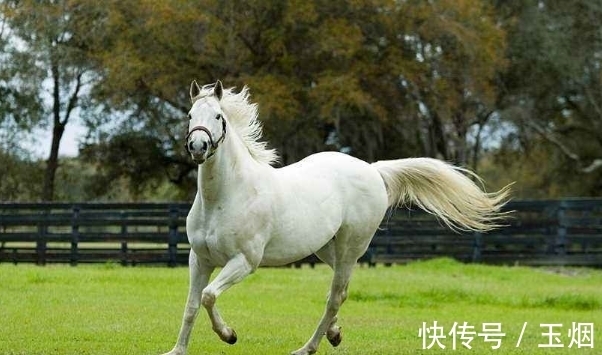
372 158 510 231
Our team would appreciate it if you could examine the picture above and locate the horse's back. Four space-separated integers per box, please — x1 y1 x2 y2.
281 151 386 190
276 151 389 230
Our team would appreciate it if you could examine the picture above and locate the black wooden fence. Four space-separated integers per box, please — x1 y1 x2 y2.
0 203 189 266
1 199 601 267
369 199 602 267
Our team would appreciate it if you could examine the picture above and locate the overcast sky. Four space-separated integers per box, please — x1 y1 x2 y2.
29 122 86 158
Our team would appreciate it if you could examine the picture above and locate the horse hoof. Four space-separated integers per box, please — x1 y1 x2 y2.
225 328 237 344
327 326 342 347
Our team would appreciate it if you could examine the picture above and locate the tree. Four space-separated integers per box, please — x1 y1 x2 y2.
80 132 193 201
0 7 44 158
494 0 602 195
0 151 44 201
1 0 105 201
390 0 506 165
85 0 507 168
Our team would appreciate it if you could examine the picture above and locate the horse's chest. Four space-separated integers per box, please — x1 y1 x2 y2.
187 218 250 266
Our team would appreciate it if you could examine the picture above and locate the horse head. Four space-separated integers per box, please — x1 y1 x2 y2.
186 80 227 164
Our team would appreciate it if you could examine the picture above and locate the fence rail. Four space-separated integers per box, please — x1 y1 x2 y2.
368 199 602 267
0 203 189 266
1 199 601 267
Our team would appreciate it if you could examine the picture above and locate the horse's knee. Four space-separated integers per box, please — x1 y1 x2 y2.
201 290 216 309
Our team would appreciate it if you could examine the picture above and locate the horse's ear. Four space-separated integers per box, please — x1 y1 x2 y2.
214 80 223 100
190 80 201 101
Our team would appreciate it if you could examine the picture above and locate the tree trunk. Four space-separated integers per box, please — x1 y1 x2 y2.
42 61 65 202
42 123 65 201
429 112 449 160
40 59 83 201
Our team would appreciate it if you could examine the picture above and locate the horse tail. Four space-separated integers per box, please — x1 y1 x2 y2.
372 158 511 232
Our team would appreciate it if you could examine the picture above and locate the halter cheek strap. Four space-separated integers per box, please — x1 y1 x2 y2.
185 116 227 157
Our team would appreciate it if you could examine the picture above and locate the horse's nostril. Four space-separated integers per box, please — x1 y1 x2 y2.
202 142 208 150
188 141 194 152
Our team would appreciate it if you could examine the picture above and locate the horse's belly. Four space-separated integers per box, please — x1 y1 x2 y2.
260 210 342 266
260 232 332 266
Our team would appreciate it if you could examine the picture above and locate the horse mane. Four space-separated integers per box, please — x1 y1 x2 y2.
192 85 279 166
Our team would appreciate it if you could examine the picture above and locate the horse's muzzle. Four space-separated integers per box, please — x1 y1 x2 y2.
189 146 208 164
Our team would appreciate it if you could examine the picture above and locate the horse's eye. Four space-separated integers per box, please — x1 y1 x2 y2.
187 114 191 120
216 114 222 120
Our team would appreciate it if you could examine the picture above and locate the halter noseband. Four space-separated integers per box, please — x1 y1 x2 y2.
185 115 227 159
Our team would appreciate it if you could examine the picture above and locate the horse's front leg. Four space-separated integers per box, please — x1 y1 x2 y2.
162 251 214 355
202 252 256 344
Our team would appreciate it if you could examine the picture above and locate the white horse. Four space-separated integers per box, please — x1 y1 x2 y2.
161 80 509 355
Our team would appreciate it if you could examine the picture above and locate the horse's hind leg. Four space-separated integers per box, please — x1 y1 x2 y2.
291 255 355 355
314 241 346 348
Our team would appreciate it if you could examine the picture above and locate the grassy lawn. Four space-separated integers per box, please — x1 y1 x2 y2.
0 258 600 354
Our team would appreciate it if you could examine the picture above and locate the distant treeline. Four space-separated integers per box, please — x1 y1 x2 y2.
1 0 601 201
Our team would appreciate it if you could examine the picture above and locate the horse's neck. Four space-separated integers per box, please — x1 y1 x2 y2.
196 131 263 206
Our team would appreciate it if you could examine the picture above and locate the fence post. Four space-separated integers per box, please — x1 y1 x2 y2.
472 232 482 263
556 201 567 257
120 211 128 266
70 205 80 266
168 205 179 267
384 216 394 267
36 208 48 266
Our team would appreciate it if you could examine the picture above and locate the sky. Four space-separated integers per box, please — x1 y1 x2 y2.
30 122 87 158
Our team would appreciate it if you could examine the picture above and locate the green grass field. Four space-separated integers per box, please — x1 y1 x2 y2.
0 258 600 354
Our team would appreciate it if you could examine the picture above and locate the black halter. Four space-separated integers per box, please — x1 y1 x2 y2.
185 114 227 159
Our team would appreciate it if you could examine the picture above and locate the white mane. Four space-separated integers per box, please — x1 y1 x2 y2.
193 86 279 166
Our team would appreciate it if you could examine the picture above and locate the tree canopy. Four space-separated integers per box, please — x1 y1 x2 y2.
1 0 600 201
